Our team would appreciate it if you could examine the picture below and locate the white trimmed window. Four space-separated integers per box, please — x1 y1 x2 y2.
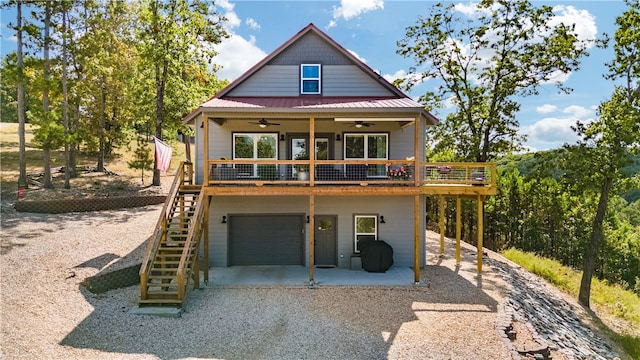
233 133 278 177
301 64 321 94
344 133 388 177
354 215 378 253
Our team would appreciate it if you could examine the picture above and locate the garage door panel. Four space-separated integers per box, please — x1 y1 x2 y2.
229 215 304 266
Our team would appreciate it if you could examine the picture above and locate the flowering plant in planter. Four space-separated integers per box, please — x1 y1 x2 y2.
386 163 411 180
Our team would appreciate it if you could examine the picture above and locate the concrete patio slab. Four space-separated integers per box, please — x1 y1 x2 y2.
206 265 420 286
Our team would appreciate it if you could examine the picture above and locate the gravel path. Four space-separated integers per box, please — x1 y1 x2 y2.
0 205 625 360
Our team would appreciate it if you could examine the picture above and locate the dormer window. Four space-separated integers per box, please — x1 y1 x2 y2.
301 64 321 94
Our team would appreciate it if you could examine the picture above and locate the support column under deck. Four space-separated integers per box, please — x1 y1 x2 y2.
456 196 461 265
439 195 445 254
477 195 484 274
309 195 315 285
413 194 421 284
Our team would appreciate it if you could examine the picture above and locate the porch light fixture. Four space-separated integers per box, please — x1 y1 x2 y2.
306 216 310 223
280 134 286 141
335 134 341 141
221 216 227 224
379 216 385 224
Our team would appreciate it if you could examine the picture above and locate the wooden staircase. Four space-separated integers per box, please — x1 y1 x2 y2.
139 162 207 308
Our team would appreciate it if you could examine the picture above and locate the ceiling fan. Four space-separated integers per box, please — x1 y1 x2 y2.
350 121 375 128
249 119 280 128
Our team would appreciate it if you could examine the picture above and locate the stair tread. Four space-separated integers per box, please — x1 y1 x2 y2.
146 290 179 294
139 299 181 304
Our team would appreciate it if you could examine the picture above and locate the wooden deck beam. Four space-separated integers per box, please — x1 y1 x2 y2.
203 185 495 197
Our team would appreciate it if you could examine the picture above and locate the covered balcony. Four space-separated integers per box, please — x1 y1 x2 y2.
204 159 497 196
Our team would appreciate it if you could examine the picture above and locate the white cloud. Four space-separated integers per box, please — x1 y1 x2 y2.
245 18 260 30
383 69 407 84
521 105 595 149
536 104 558 114
562 105 593 118
453 2 496 17
212 1 267 81
446 3 597 87
217 0 241 30
524 117 580 144
333 0 384 21
214 34 267 82
328 0 383 28
550 5 598 48
347 49 366 63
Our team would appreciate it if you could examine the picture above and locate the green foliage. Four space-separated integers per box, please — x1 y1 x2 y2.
127 135 153 183
398 0 592 162
485 166 640 294
1 0 229 188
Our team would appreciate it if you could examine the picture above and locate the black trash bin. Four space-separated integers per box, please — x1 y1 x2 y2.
359 239 393 273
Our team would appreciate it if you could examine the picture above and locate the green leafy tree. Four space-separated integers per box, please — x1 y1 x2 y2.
136 0 228 186
24 0 59 189
128 136 154 184
5 0 30 188
397 0 592 162
567 0 640 308
74 0 138 172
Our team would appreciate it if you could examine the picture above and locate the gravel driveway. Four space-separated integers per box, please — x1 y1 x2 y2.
0 204 623 360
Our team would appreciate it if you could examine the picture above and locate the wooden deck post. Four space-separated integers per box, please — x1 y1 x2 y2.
456 196 461 265
309 194 315 284
477 195 483 274
439 195 445 254
414 194 421 284
309 117 315 187
202 114 209 186
204 195 210 284
414 116 420 187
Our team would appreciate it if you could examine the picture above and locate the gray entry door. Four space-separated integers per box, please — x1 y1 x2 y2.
228 214 304 266
314 215 337 267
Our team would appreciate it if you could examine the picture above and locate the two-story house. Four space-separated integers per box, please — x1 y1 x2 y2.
138 23 497 307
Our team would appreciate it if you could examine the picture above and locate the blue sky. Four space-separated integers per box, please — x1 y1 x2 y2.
1 1 629 152
211 0 628 152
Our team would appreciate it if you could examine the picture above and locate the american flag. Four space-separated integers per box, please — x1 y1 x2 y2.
154 137 173 175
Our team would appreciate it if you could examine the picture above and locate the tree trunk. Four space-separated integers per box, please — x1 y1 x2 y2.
69 104 79 178
42 1 53 189
97 76 106 172
62 8 70 189
16 0 28 189
578 176 612 308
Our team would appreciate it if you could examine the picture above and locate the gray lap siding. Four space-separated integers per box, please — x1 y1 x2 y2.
206 196 425 268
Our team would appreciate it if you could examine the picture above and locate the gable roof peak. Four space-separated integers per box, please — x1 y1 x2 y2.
214 23 410 100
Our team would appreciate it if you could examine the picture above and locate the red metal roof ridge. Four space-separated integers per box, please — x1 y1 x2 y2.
221 95 400 100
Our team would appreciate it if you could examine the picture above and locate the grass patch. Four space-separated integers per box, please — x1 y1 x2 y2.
501 248 640 358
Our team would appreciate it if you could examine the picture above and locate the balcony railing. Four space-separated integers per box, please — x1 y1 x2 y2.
207 160 496 188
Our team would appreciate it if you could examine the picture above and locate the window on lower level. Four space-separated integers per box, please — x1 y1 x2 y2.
354 214 378 253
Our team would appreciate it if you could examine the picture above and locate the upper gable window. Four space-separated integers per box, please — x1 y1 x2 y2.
301 64 321 94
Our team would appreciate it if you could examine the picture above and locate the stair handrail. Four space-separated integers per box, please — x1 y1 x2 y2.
176 188 206 301
139 162 188 298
